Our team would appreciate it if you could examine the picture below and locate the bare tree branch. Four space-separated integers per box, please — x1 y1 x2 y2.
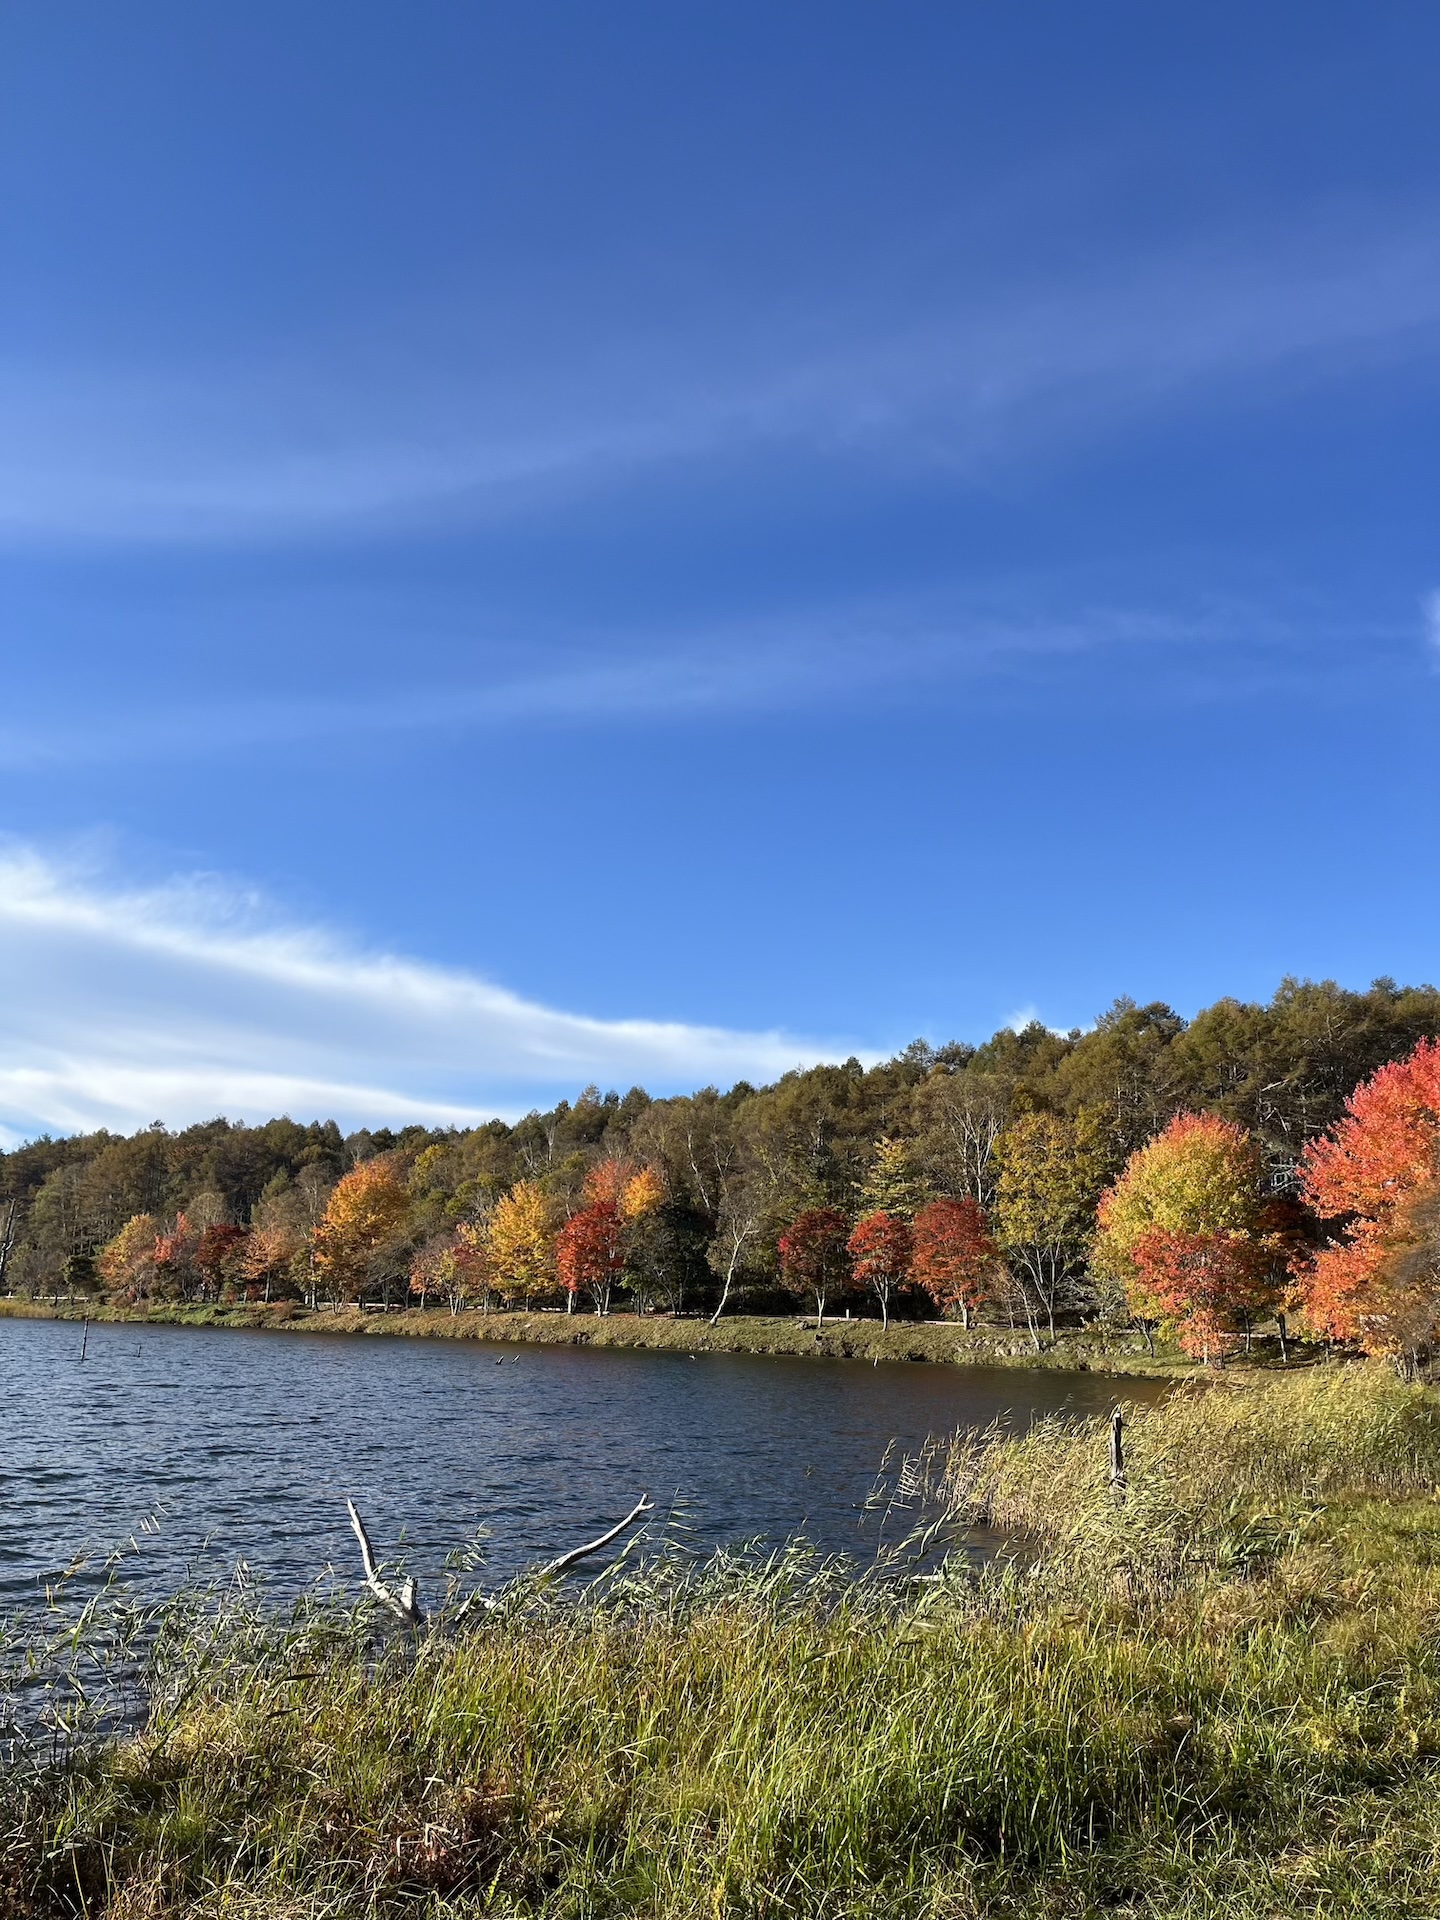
534 1494 654 1580
346 1498 424 1627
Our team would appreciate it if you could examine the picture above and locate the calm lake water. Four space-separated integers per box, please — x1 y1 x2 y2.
0 1317 1161 1607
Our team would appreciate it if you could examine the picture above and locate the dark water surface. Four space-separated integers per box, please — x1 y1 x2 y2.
0 1317 1161 1605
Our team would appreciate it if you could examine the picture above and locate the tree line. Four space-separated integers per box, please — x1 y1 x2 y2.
3 976 1440 1360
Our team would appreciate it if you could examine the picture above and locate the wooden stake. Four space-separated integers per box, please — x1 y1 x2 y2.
1109 1407 1126 1494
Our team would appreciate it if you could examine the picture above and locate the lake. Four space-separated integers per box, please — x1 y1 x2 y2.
0 1316 1162 1607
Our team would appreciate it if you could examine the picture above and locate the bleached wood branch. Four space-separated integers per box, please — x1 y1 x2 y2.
534 1494 654 1580
346 1498 424 1627
345 1492 653 1630
451 1495 653 1624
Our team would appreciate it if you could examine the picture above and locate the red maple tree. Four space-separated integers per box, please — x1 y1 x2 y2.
1298 1038 1440 1352
1129 1227 1269 1364
847 1210 913 1329
556 1199 627 1316
777 1207 852 1327
910 1198 999 1328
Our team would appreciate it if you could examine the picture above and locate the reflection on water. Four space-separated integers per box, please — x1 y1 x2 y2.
0 1316 1163 1605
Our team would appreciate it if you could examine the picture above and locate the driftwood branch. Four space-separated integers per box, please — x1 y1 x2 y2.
346 1498 424 1627
345 1491 653 1630
534 1494 655 1580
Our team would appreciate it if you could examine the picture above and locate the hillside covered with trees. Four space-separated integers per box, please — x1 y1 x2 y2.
5 976 1440 1363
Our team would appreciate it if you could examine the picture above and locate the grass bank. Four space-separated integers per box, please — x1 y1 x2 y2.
6 1366 1440 1916
0 1296 1189 1376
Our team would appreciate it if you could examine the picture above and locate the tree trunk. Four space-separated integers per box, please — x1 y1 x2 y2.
1020 1282 1042 1354
0 1197 18 1289
1276 1312 1288 1365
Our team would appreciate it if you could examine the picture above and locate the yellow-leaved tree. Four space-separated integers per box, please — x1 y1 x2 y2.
312 1157 412 1308
992 1108 1115 1347
486 1180 555 1307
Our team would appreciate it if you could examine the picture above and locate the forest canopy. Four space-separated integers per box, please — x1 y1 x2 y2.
5 976 1440 1359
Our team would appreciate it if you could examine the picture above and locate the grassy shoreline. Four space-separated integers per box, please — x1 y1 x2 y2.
0 1294 1194 1375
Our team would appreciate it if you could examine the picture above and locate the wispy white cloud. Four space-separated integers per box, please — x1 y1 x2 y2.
0 595 1303 770
1425 590 1440 662
0 844 851 1144
1 207 1439 546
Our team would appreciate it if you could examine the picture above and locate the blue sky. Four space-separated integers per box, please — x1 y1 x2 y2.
1 2 1439 1139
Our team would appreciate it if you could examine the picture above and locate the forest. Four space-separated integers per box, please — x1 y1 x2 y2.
5 973 1440 1364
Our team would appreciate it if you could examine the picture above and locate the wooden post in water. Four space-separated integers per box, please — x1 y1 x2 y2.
79 1317 89 1363
1109 1406 1126 1496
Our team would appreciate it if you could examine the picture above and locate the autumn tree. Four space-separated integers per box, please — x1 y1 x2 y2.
618 1163 664 1222
487 1180 555 1307
993 1108 1114 1346
453 1219 501 1313
1368 1175 1440 1367
556 1200 627 1315
312 1157 413 1308
410 1229 492 1315
236 1221 301 1304
847 1209 912 1328
1093 1111 1278 1357
96 1213 161 1305
1126 1227 1273 1365
249 1165 334 1306
581 1157 633 1208
195 1222 247 1300
777 1206 852 1327
1297 1039 1440 1361
151 1213 200 1303
910 1197 1000 1328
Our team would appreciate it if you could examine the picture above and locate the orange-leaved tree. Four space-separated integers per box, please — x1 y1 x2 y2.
581 1157 664 1221
618 1163 665 1222
847 1209 912 1329
1298 1038 1440 1360
312 1157 413 1308
910 1197 1000 1329
777 1206 852 1328
97 1213 161 1305
236 1221 302 1305
1093 1112 1278 1360
151 1212 200 1303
